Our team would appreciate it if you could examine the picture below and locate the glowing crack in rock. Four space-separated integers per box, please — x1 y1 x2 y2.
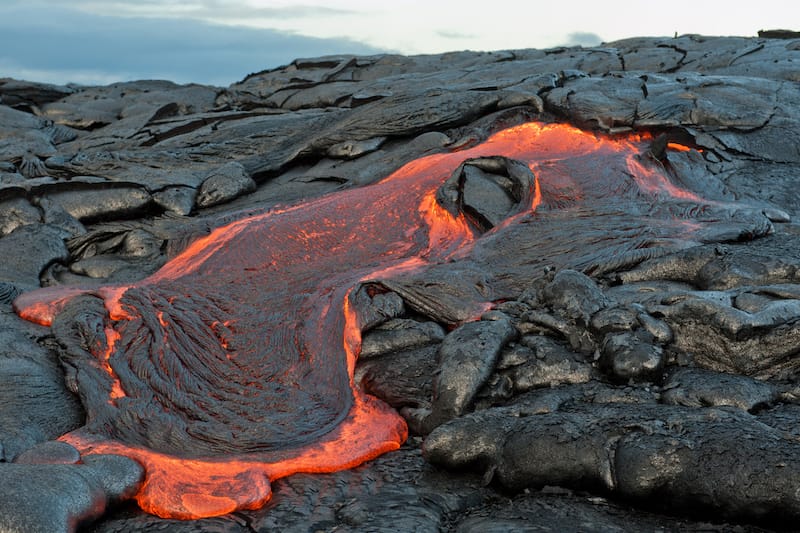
14 122 714 519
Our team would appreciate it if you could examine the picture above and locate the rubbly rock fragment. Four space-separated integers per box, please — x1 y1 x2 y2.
348 284 405 332
497 335 595 392
635 309 673 344
360 345 439 411
541 269 609 326
590 305 639 335
650 289 800 379
600 330 665 382
36 197 86 238
326 136 386 159
436 156 535 232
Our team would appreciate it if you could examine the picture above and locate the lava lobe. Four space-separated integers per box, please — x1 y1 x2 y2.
13 122 706 519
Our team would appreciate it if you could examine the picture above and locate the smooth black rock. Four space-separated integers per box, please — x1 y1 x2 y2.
360 345 438 412
13 440 81 465
0 351 84 461
436 156 536 233
600 330 665 382
0 454 143 533
360 318 445 360
0 223 69 289
0 197 40 236
421 315 517 431
424 401 800 523
195 161 256 208
661 367 777 411
152 185 197 216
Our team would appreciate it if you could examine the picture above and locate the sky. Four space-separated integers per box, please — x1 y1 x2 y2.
1 0 797 87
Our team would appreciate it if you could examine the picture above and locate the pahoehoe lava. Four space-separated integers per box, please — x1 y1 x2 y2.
11 122 767 519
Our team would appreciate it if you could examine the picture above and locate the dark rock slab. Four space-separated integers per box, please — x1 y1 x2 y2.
0 355 84 461
599 330 665 382
540 269 609 326
379 265 493 325
0 307 84 463
0 78 74 108
152 186 197 216
37 196 86 237
39 181 153 223
436 156 535 232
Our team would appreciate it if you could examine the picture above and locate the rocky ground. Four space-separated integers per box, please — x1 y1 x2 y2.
2 33 800 531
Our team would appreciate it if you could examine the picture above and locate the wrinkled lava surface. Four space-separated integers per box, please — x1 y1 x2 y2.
14 122 708 518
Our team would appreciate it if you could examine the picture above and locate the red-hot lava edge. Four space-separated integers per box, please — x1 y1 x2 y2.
12 122 700 519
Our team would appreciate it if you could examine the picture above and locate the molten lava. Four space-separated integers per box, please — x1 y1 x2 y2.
13 122 707 519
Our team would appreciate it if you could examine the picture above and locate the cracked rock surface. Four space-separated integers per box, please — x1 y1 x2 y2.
2 33 800 531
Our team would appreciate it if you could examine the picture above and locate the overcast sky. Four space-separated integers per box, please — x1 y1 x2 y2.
1 0 797 86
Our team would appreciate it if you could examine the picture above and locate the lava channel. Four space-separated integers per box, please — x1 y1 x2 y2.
14 122 711 519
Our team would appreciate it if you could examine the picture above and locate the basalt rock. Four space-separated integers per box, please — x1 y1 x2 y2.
424 400 800 523
359 318 444 360
195 162 256 208
661 366 778 411
415 315 517 432
0 455 144 533
3 34 800 531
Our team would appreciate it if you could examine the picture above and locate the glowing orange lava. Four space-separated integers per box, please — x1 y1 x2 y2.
13 122 706 519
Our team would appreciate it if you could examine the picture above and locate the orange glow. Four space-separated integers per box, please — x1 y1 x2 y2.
418 190 475 259
14 121 713 519
530 166 542 211
626 156 704 202
60 390 405 519
13 286 91 326
101 327 126 401
667 142 696 152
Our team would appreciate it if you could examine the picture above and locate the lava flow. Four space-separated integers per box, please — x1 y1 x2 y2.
13 122 706 519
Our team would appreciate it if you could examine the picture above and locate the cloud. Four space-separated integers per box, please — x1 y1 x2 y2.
70 1 358 21
436 30 478 40
562 32 604 47
0 3 384 86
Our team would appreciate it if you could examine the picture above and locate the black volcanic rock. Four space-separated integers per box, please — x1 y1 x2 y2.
0 455 143 533
2 34 800 531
